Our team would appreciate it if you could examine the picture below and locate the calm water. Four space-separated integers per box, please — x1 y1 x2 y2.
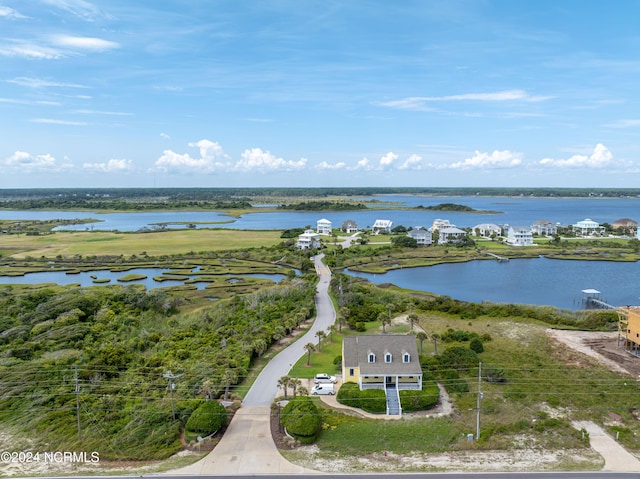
0 195 637 232
0 267 289 291
348 257 640 310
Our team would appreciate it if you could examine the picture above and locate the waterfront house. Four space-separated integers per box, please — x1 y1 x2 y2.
372 219 393 234
407 228 432 245
297 229 321 249
438 226 467 244
316 218 332 235
472 223 502 237
506 225 534 246
341 219 359 233
431 218 454 231
342 335 423 391
572 218 605 236
531 220 557 236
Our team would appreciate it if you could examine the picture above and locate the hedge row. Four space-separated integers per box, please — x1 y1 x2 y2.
336 381 387 413
399 380 440 412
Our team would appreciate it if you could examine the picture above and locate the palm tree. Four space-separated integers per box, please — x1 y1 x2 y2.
200 379 215 401
408 313 418 331
290 378 302 397
416 331 428 354
379 312 392 334
220 369 238 401
315 330 326 352
327 325 336 343
277 375 291 400
432 332 440 356
304 342 316 366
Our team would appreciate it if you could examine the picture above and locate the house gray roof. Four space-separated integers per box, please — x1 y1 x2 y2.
343 334 422 375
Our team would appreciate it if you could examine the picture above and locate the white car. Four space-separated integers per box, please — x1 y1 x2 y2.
314 373 337 384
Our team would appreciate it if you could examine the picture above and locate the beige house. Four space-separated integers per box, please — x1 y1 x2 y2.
342 335 422 391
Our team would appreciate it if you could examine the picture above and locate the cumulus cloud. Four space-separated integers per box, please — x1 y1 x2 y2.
3 151 73 172
315 161 346 170
380 90 552 111
398 154 424 170
234 148 307 172
83 159 133 173
160 132 170 139
153 139 230 174
448 150 523 170
379 151 398 168
349 158 374 171
539 144 613 168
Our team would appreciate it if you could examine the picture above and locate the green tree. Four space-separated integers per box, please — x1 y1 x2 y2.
315 330 326 352
281 396 320 444
277 375 291 400
470 337 484 353
186 401 228 434
416 331 428 354
304 342 316 366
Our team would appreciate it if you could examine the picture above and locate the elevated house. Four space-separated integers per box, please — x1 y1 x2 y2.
572 218 605 236
407 228 432 246
342 335 422 392
316 218 333 235
506 225 534 246
341 219 359 234
297 229 320 249
372 219 393 235
472 223 502 237
531 220 557 236
625 308 640 355
431 218 454 231
438 226 467 244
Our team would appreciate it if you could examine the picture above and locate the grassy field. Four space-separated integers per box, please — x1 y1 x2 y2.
0 229 284 258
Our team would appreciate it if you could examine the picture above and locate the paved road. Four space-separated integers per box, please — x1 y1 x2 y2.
172 255 333 474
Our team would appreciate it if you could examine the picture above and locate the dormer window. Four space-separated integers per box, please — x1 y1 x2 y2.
368 352 375 363
385 353 392 363
403 353 410 363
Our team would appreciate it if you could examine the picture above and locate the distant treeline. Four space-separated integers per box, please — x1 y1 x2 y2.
0 197 253 211
1 187 640 203
277 201 368 211
415 203 502 214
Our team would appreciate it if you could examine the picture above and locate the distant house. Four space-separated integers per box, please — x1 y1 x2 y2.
612 218 637 232
342 335 422 392
316 218 332 235
341 219 359 234
431 219 454 231
506 226 534 246
531 220 557 236
572 218 605 236
407 228 432 246
472 223 502 237
438 226 467 244
372 219 393 234
297 229 320 249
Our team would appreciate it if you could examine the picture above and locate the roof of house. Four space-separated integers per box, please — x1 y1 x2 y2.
439 226 466 234
373 219 393 228
532 219 555 225
343 335 422 375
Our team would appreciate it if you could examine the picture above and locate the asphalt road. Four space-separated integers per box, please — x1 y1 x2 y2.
242 254 335 406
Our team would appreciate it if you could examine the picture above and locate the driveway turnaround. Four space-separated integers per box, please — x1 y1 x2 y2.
172 255 333 475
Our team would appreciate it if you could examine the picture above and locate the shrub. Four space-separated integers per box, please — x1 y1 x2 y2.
281 396 321 443
336 381 386 413
186 401 228 434
333 355 342 365
399 380 439 412
469 337 484 353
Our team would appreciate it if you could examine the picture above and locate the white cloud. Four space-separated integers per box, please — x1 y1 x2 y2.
50 35 119 51
41 0 104 21
3 151 73 172
379 151 398 168
0 41 64 59
234 148 307 172
448 150 523 170
0 6 27 18
72 109 131 116
8 77 88 89
315 161 346 170
83 159 133 173
349 158 374 171
30 118 88 126
539 143 613 168
398 154 424 170
160 132 170 139
604 119 640 129
153 139 230 174
379 90 552 111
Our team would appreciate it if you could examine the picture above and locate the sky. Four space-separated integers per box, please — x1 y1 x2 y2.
1 1 640 189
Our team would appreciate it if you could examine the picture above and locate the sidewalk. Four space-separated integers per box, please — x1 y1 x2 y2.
573 420 640 472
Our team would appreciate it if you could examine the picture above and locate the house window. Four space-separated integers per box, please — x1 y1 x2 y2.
385 353 392 363
403 353 410 363
368 353 375 363
349 368 354 376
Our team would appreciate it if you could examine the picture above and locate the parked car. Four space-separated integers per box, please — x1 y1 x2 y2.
311 383 335 395
314 373 337 384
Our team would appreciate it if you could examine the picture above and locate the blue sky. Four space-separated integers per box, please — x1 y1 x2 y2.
1 1 640 189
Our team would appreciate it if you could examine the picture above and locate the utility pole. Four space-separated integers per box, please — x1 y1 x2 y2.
74 365 81 442
476 362 483 440
164 370 181 420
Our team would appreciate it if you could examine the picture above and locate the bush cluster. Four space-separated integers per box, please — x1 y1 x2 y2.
336 382 387 413
185 400 228 434
281 396 321 443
